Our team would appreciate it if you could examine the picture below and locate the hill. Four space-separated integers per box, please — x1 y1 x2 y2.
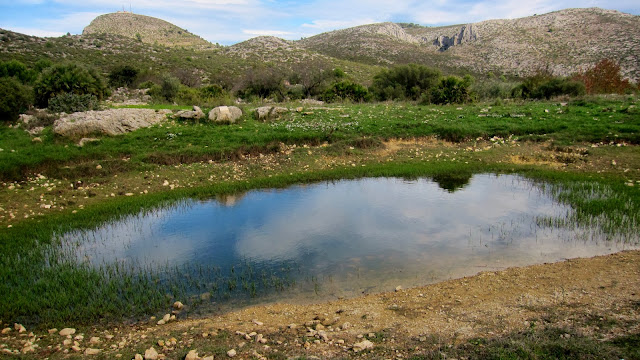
82 12 212 48
299 8 640 80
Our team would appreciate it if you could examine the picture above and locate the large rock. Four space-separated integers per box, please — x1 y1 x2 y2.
53 109 171 137
255 106 288 121
175 106 205 120
209 106 243 123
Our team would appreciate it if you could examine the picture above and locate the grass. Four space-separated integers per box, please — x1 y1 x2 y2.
0 97 639 329
1 96 638 182
410 328 640 360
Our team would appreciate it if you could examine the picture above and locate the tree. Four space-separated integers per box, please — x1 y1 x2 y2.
290 59 337 98
236 66 286 100
33 63 108 108
574 59 630 94
431 75 474 104
323 81 370 102
108 65 139 88
0 77 32 122
371 64 441 101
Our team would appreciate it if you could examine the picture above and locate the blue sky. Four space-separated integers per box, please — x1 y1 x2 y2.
1 0 638 45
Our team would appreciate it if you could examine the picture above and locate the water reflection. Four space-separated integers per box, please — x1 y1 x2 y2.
61 175 638 305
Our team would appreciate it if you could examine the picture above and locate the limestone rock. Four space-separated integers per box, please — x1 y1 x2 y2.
185 350 199 360
173 301 184 310
53 109 171 137
255 106 288 121
84 348 101 355
175 106 205 120
352 339 374 352
433 24 478 51
59 328 76 336
227 349 237 357
209 106 243 123
14 323 26 333
144 346 159 360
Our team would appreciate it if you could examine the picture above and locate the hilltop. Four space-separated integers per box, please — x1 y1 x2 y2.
82 12 212 48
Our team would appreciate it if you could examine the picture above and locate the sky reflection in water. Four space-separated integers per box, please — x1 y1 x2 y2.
65 174 637 299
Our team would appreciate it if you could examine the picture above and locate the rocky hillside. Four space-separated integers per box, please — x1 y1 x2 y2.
300 8 640 80
82 12 212 48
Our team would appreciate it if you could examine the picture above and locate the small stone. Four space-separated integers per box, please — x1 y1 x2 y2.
287 323 297 329
395 285 403 292
48 328 58 334
173 301 184 310
144 346 159 359
185 349 199 360
1 328 11 334
96 164 102 169
227 349 237 357
203 356 214 360
14 323 26 333
341 322 351 330
135 354 144 360
59 328 76 336
252 319 264 326
156 320 165 325
71 345 82 352
89 337 101 344
352 339 374 352
157 340 165 347
85 348 100 355
63 339 72 346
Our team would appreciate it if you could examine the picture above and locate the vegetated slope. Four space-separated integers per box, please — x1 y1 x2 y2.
298 22 463 74
300 8 640 80
0 28 379 86
82 12 212 48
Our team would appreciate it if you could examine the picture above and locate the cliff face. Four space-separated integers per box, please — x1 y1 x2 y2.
301 8 640 80
82 12 211 48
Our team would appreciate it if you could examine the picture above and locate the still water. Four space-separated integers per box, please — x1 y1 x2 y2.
62 174 638 307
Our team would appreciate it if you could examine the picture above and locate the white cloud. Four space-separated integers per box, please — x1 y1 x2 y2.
242 29 293 36
3 26 65 37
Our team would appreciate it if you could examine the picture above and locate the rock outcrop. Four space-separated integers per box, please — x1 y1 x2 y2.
209 106 243 123
432 24 478 51
175 106 205 120
255 106 288 121
53 109 171 137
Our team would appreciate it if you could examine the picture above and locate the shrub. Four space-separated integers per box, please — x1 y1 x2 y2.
200 84 225 99
430 75 474 104
108 65 139 88
371 64 441 101
0 77 32 122
47 93 99 113
236 66 285 101
176 86 201 105
148 75 181 103
323 81 371 102
512 73 585 100
574 59 631 94
0 60 39 84
33 63 108 108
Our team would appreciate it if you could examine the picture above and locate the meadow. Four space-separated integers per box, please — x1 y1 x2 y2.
0 96 639 332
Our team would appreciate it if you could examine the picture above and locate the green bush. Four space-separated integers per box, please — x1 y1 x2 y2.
0 77 32 122
323 81 371 102
371 64 441 101
108 65 139 88
0 60 38 84
33 63 108 108
430 75 474 104
200 84 225 99
512 74 585 99
176 86 201 105
47 93 99 113
148 75 181 103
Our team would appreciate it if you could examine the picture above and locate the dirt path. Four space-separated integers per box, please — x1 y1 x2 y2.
2 250 639 359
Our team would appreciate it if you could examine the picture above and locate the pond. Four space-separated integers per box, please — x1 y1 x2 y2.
59 174 638 313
